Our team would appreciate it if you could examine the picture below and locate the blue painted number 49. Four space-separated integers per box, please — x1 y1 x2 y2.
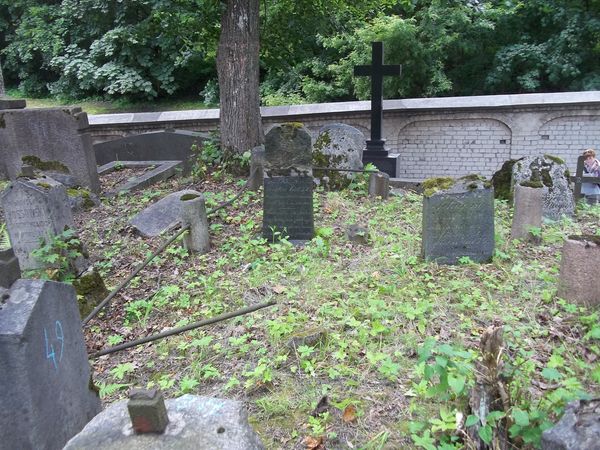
44 321 64 370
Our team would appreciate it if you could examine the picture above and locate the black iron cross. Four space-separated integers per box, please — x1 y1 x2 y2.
354 42 402 153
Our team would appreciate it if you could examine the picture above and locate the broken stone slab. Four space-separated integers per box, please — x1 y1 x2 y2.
557 235 600 308
129 189 201 237
0 247 21 288
64 394 265 450
98 160 183 195
541 398 600 450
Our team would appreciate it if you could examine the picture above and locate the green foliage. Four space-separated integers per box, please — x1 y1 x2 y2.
0 223 10 250
29 228 83 282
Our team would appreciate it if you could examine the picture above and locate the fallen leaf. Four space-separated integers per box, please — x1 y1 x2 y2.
272 284 286 294
304 435 324 450
342 404 357 423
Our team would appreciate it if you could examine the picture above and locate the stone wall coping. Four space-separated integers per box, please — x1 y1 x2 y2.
88 91 600 127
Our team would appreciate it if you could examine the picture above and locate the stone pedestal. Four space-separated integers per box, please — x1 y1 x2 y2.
557 236 600 308
362 150 399 177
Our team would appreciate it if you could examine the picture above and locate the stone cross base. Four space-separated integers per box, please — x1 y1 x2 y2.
362 152 399 177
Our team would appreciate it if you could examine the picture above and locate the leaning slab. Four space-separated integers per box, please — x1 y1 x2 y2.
93 130 209 174
129 189 201 237
64 394 265 450
0 279 101 450
557 235 600 308
98 160 183 195
0 107 100 193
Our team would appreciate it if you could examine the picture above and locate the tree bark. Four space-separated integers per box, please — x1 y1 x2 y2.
216 0 263 162
0 59 5 96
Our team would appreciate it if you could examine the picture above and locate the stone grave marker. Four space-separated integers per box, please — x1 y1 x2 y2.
557 235 600 308
512 154 574 220
1 178 75 270
129 189 202 237
422 176 495 264
0 247 21 288
262 124 314 242
0 279 101 449
64 394 264 450
0 107 100 193
313 124 364 189
510 184 545 241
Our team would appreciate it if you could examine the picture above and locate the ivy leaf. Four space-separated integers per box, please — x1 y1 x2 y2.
465 414 479 427
448 374 466 395
478 424 493 444
541 367 562 381
512 408 530 427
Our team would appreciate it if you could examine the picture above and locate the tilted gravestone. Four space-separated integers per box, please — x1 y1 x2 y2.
512 154 574 220
422 176 495 264
0 279 101 450
262 124 314 243
93 130 209 174
64 394 265 450
313 124 365 190
0 107 100 193
1 178 75 270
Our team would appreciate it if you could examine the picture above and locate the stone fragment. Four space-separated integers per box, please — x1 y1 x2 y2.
129 189 201 237
286 327 328 351
128 389 170 434
422 175 494 264
313 124 364 189
64 394 265 450
72 266 109 318
0 107 100 192
557 235 600 308
511 184 545 242
368 172 390 199
346 224 370 245
512 154 574 220
0 247 21 288
0 279 101 450
541 398 600 450
248 145 265 191
180 193 210 254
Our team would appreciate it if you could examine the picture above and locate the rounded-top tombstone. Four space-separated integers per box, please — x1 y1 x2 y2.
313 124 365 189
511 154 574 220
264 123 312 176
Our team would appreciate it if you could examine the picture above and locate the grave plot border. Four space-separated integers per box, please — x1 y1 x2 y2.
97 160 183 195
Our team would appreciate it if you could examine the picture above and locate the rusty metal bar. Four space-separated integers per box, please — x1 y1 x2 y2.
90 300 277 358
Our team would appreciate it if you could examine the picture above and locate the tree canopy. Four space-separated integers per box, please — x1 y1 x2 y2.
1 0 599 103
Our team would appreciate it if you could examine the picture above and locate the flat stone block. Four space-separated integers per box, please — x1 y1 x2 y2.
557 236 600 308
362 152 399 178
65 394 265 450
0 98 26 110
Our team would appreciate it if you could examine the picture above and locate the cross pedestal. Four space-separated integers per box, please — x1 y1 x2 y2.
354 42 401 177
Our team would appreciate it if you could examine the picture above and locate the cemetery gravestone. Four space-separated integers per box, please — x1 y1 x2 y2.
313 124 365 189
0 279 101 450
1 179 75 270
510 184 545 241
422 176 495 264
262 124 314 242
0 107 100 193
512 155 574 220
557 235 600 308
64 394 265 450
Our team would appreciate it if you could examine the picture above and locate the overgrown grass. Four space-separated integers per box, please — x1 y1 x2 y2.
75 173 600 449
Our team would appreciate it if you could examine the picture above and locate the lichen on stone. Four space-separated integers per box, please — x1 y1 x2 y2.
423 177 455 197
544 154 565 165
22 155 69 173
519 180 544 188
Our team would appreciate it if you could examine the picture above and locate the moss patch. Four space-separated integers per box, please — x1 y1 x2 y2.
67 188 95 208
423 177 455 197
22 155 69 173
519 180 544 188
180 193 200 201
544 154 565 165
73 269 109 318
492 159 520 201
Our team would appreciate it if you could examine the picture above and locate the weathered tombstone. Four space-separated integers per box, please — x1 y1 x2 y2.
510 184 545 241
1 178 75 270
93 130 209 174
129 189 202 237
313 124 365 189
180 193 210 254
541 399 600 450
557 235 600 308
262 124 314 243
0 247 21 288
368 172 390 199
0 279 102 450
0 107 100 193
248 145 265 191
422 176 495 264
512 155 574 220
64 394 265 450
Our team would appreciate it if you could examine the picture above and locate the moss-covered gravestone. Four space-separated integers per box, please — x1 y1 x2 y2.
422 176 495 264
313 124 365 189
262 124 314 243
511 154 574 220
0 279 101 449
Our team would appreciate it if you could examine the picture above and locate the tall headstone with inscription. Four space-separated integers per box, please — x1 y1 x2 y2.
0 279 101 450
0 107 100 193
1 178 74 270
262 124 314 243
422 176 495 264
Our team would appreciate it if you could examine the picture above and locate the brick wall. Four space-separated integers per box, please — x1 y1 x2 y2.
89 92 600 180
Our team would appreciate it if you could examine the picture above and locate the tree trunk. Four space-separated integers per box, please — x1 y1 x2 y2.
216 0 263 163
0 59 5 96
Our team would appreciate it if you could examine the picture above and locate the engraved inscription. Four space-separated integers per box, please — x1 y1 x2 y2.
263 176 314 241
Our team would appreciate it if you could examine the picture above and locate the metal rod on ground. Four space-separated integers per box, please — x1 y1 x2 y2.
313 166 380 174
82 226 189 325
91 300 277 358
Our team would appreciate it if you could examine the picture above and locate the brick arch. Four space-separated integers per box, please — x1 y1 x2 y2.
396 118 512 180
538 115 600 170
